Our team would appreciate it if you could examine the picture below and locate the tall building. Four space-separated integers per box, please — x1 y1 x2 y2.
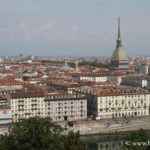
19 53 23 61
110 18 129 70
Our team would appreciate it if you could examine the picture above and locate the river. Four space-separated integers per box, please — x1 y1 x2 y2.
81 134 125 150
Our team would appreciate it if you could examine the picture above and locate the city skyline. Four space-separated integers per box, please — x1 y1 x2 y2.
0 0 150 57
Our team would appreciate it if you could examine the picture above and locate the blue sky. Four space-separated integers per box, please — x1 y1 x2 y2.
0 0 150 57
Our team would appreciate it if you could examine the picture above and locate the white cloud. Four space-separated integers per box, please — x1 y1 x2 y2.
32 21 55 34
0 21 55 41
16 22 27 29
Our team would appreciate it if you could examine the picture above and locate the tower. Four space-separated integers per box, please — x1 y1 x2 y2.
75 61 79 72
110 18 129 70
19 53 23 61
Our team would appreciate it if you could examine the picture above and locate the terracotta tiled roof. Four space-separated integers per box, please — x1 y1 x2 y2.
80 85 148 96
11 90 48 99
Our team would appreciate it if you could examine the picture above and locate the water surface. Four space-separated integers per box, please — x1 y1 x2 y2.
81 134 125 150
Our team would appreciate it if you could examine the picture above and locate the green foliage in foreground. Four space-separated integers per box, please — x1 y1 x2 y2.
122 129 150 150
0 117 86 150
67 121 74 127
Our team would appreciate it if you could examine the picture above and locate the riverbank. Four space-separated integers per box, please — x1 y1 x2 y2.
80 127 150 150
1 116 150 137
68 116 150 136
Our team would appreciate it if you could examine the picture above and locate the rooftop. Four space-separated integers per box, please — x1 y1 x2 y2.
78 85 149 96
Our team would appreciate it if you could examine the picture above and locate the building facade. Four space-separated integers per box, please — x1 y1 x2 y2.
45 94 87 122
78 85 150 119
0 106 12 125
10 92 46 122
10 91 87 122
0 95 8 106
122 75 147 88
147 80 150 90
77 75 108 83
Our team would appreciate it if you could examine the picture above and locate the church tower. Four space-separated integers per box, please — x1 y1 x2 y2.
110 18 129 70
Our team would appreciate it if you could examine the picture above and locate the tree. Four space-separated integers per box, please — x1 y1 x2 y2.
0 117 86 150
68 61 109 68
64 130 85 150
67 121 74 127
123 129 149 150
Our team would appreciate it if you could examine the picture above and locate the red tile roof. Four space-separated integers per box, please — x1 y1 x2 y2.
11 90 48 99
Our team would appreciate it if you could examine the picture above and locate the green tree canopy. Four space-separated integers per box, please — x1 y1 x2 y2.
123 129 149 150
64 130 85 150
68 61 109 68
0 117 86 150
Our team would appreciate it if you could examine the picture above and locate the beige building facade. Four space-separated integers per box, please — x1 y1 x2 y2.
10 92 87 122
93 94 149 118
78 85 150 119
122 76 147 88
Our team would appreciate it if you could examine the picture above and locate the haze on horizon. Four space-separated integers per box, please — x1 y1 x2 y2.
0 0 150 57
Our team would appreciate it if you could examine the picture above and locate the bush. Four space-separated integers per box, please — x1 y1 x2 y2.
67 121 74 127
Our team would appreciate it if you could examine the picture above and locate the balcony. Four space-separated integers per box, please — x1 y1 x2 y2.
18 100 24 103
31 103 37 106
31 108 37 110
105 108 109 111
18 103 24 106
18 107 24 111
111 108 115 111
25 113 31 115
31 99 37 102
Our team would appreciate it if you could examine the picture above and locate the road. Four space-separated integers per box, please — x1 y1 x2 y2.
71 116 150 135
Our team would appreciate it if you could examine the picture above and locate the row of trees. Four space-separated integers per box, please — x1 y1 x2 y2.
0 117 86 150
68 61 109 68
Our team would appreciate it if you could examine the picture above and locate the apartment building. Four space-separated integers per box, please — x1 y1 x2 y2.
10 91 87 122
42 79 92 94
72 73 108 83
77 85 150 119
0 95 7 106
44 94 87 122
0 106 12 125
146 80 150 90
122 75 147 88
10 91 47 122
0 95 12 125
